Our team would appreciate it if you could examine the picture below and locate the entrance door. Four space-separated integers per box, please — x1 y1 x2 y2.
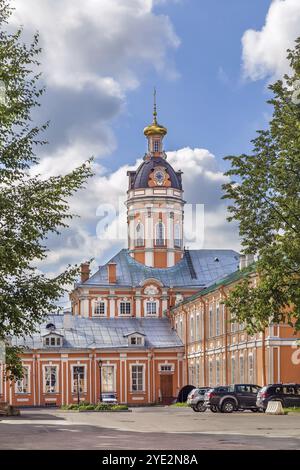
160 374 173 405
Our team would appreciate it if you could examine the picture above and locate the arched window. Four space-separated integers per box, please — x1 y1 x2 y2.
153 139 160 152
155 221 165 246
135 222 144 247
174 223 181 248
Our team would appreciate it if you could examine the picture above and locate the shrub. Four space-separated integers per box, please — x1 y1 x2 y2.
111 405 128 411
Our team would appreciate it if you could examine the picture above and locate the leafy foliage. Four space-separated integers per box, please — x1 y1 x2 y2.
223 38 300 333
0 0 93 378
60 403 129 412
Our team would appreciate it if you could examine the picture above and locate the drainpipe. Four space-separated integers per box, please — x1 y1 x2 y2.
220 286 229 385
262 330 267 386
182 306 189 385
199 298 207 386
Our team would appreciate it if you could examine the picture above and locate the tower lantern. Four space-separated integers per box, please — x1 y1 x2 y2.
143 88 167 156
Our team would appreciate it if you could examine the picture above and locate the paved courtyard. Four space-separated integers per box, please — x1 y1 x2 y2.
0 406 300 450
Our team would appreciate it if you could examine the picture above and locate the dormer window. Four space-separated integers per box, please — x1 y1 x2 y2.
44 335 62 347
124 332 145 347
130 336 143 346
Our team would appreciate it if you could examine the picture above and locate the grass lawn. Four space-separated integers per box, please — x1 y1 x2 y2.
170 402 189 408
284 407 300 413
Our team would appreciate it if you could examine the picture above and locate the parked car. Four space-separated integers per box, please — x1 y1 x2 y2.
187 387 211 412
256 383 300 411
100 393 118 404
204 384 261 413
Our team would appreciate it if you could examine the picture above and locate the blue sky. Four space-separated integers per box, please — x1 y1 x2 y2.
109 0 272 173
9 0 300 280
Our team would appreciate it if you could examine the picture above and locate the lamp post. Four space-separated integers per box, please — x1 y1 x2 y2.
98 360 103 402
74 366 80 405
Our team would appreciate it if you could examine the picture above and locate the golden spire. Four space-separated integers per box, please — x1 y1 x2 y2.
143 87 167 137
153 87 157 124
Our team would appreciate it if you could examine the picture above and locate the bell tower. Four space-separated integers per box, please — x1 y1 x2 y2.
126 91 185 268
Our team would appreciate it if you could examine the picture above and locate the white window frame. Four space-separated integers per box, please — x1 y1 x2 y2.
190 315 194 342
43 365 59 394
239 355 244 383
92 299 106 316
71 364 87 394
135 222 144 247
15 365 30 394
44 335 62 347
248 353 254 384
129 335 144 346
174 222 181 248
145 300 158 316
189 364 195 385
216 359 220 386
209 306 213 337
208 360 213 387
119 301 131 316
179 318 183 339
155 221 165 246
195 362 200 387
130 364 145 392
101 364 116 393
159 363 174 373
231 356 236 384
196 313 200 341
216 303 221 336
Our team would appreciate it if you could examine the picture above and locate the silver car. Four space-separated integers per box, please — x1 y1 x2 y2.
187 387 210 412
101 393 118 404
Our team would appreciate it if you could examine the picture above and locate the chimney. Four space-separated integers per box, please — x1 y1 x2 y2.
107 262 117 284
63 310 72 330
80 262 90 283
245 254 255 267
239 254 246 270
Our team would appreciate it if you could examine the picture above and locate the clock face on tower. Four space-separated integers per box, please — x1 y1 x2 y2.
148 166 171 188
153 168 165 186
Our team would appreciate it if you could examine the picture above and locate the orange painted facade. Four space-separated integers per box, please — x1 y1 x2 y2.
171 272 300 387
0 349 184 407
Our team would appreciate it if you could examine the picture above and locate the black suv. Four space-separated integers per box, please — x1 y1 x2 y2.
204 384 261 413
256 383 300 411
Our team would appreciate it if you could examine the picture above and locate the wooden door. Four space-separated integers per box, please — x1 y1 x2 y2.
160 374 173 404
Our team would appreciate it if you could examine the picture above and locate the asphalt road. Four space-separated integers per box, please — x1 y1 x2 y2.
0 407 299 450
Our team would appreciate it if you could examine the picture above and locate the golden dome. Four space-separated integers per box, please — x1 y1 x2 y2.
143 120 167 137
143 88 167 137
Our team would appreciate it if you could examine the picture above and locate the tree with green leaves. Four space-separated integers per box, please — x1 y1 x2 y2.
0 0 93 379
222 38 300 334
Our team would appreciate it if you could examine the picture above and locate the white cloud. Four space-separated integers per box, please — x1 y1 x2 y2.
11 0 180 92
242 0 300 81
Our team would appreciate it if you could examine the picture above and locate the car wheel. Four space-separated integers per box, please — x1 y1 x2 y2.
210 405 219 413
196 401 207 412
192 406 200 412
221 400 235 413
